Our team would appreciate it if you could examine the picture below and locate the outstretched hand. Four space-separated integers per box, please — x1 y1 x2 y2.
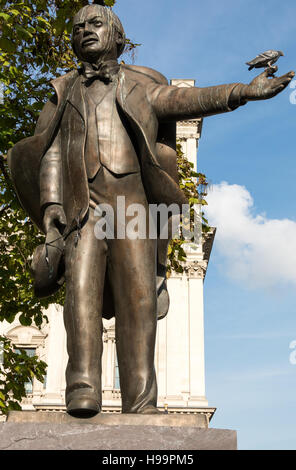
242 68 295 101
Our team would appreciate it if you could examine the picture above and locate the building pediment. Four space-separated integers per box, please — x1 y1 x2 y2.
6 325 45 347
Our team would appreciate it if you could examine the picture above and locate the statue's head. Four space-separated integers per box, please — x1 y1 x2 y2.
72 4 126 63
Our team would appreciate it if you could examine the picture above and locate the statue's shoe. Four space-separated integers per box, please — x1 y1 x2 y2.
67 396 101 418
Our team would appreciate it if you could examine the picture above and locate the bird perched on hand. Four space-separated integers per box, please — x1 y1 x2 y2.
246 50 284 73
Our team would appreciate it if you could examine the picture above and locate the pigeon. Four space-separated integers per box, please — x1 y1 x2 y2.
246 50 284 71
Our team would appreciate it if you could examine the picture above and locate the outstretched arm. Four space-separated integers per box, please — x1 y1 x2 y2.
147 69 295 122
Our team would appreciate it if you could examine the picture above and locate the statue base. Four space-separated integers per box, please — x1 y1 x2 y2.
0 411 237 450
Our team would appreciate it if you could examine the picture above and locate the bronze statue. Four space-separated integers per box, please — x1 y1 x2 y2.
7 3 294 418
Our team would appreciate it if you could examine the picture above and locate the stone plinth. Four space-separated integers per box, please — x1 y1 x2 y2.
7 410 208 427
0 411 237 450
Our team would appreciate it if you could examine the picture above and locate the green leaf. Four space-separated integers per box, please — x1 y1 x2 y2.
15 25 33 40
0 38 17 53
9 9 20 16
189 198 199 204
0 13 10 21
7 401 22 411
36 16 50 26
19 314 32 326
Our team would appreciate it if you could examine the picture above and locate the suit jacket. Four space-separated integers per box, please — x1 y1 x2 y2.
8 64 242 318
8 63 242 232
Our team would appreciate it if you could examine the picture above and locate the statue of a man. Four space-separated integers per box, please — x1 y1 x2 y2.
8 3 294 418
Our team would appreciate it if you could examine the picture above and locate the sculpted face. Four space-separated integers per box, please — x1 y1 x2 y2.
72 5 125 63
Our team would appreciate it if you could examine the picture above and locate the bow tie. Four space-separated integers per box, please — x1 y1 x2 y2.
82 60 120 83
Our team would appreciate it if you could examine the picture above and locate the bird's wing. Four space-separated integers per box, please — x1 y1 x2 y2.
246 55 266 66
260 50 278 59
246 50 278 66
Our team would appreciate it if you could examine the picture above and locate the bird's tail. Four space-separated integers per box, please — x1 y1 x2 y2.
246 62 254 71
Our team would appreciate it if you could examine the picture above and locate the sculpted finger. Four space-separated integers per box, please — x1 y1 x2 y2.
277 83 287 91
270 82 289 96
278 82 289 91
272 74 294 90
277 71 295 81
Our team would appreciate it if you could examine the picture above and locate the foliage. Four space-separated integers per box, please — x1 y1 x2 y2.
167 143 209 275
0 334 47 414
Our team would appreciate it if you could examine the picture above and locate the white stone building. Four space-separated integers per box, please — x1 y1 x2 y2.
0 79 215 423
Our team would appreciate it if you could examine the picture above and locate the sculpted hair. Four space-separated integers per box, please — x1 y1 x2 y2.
72 4 126 59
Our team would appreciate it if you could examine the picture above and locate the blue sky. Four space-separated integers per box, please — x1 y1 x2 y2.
114 0 296 450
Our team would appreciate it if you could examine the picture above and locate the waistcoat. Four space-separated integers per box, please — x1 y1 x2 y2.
83 78 140 179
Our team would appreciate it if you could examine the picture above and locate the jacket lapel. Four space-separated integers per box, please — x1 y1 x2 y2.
67 75 86 122
117 67 159 167
50 70 78 102
117 67 138 106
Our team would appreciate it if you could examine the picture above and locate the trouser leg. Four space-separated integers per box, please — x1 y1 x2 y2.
64 210 107 409
108 236 158 413
93 168 159 413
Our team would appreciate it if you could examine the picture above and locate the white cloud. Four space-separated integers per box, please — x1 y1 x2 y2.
205 182 296 289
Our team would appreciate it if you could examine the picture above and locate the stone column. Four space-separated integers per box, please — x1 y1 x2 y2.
156 79 214 414
43 304 66 403
102 319 116 391
101 318 122 409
